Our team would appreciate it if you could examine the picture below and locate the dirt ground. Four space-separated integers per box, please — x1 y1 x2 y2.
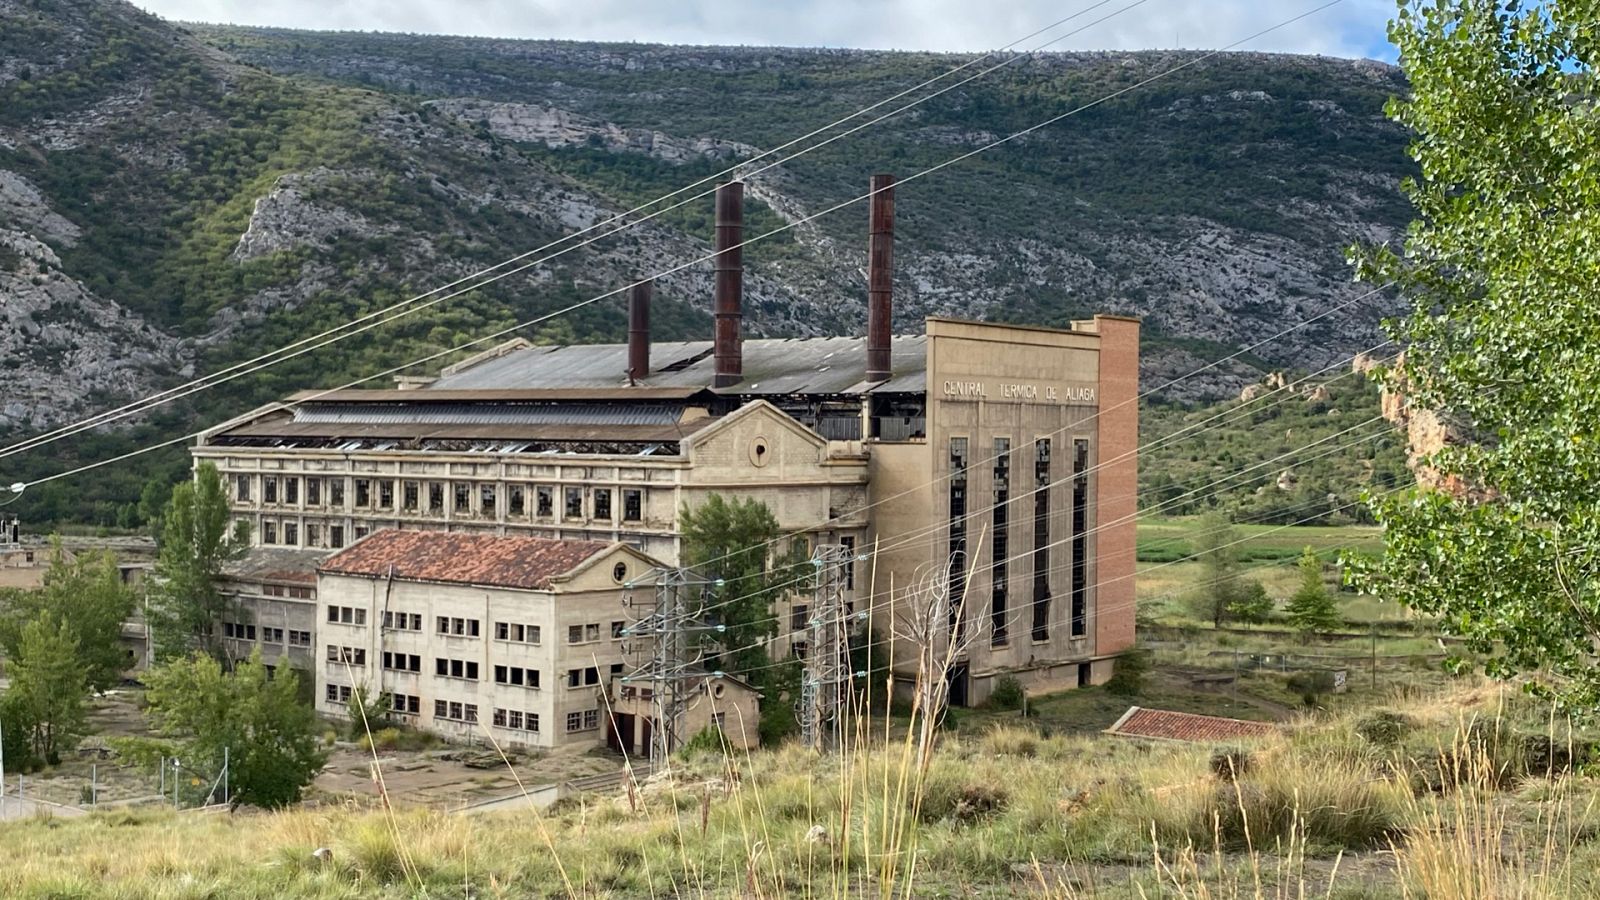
14 690 628 812
310 743 623 811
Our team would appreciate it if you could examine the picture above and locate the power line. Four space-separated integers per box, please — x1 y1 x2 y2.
702 483 1410 685
704 339 1396 595
0 0 1153 464
666 417 1397 657
10 0 1362 493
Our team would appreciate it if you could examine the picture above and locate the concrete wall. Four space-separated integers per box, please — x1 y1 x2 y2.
874 317 1139 704
315 556 645 750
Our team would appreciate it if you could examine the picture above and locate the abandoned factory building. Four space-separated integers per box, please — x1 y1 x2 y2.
193 177 1139 708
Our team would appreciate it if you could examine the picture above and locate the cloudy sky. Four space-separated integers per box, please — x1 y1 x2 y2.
132 0 1401 61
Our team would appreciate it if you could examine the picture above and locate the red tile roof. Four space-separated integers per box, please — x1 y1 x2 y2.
318 530 611 591
1106 707 1278 743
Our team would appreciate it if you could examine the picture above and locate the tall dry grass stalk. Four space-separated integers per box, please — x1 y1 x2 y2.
1394 715 1597 900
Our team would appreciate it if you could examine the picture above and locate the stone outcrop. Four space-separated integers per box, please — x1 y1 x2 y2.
232 172 373 262
0 229 182 429
1375 354 1473 494
428 99 757 164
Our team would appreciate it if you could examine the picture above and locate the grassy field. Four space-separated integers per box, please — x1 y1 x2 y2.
1135 516 1414 626
2 682 1595 899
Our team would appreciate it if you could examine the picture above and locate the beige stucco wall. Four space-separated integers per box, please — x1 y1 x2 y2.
871 317 1138 704
314 544 659 750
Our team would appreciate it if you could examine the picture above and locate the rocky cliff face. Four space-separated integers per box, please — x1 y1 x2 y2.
0 225 182 430
2 0 1415 445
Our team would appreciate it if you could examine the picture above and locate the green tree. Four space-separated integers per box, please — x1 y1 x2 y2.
145 463 249 664
679 494 807 742
1227 580 1274 625
138 650 325 808
679 494 806 675
1286 547 1341 640
345 684 391 741
0 542 136 692
1351 1 1600 710
1190 511 1243 627
2 620 89 765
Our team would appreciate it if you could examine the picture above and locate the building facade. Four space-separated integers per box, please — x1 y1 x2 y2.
187 178 1139 709
215 547 329 676
313 529 712 750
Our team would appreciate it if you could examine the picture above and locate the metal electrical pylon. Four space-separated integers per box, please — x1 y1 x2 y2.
620 567 724 767
801 544 854 753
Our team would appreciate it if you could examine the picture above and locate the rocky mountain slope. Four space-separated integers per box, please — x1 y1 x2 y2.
0 0 1413 521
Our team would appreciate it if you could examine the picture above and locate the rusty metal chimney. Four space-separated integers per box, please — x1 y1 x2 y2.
713 181 744 388
627 279 652 383
866 173 895 383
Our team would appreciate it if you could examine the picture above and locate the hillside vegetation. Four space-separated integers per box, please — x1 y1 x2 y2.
2 683 1594 898
1140 369 1410 526
1 0 1412 523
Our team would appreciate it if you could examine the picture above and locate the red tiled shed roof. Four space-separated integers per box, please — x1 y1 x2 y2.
318 530 611 591
1106 707 1278 743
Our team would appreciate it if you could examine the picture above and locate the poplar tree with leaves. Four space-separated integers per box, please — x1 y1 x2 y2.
1352 1 1600 709
145 462 249 664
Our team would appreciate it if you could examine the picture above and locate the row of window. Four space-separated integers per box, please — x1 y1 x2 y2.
327 605 368 626
493 708 540 732
435 700 479 723
438 616 480 637
328 645 366 666
946 435 1093 647
239 475 646 524
222 622 311 647
332 607 624 651
261 584 314 599
326 683 599 736
569 664 624 686
383 652 422 673
437 658 480 680
495 665 541 688
384 611 424 631
570 622 626 644
261 521 362 549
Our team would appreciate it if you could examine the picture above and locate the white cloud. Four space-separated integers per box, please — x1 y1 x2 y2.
135 0 1398 60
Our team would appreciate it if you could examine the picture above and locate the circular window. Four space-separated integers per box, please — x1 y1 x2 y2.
712 683 726 699
749 436 771 467
612 562 628 583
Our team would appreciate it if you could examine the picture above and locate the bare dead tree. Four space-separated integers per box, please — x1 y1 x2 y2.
892 528 986 771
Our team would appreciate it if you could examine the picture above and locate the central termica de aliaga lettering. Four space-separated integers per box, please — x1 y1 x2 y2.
941 380 1097 404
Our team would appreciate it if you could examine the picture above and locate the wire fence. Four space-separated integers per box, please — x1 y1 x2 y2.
0 749 230 819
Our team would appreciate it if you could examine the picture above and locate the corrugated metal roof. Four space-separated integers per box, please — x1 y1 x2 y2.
222 547 332 585
430 335 929 395
319 530 611 590
1105 707 1278 743
287 388 711 403
217 419 712 444
293 403 683 427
